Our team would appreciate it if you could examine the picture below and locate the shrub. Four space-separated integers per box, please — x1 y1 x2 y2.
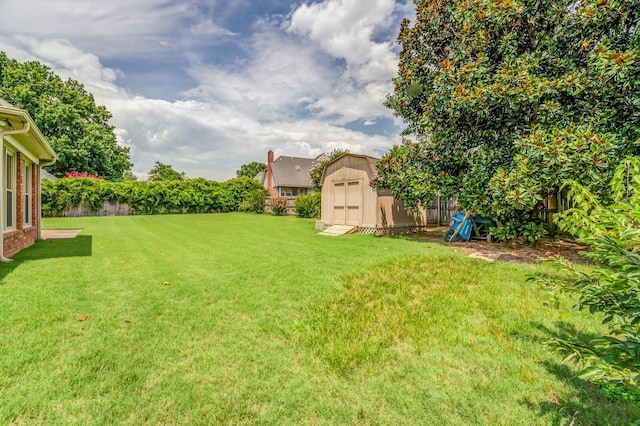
64 171 104 179
239 189 268 214
541 235 640 384
536 158 640 385
271 197 288 216
522 222 547 245
490 214 547 244
294 193 321 218
598 381 640 405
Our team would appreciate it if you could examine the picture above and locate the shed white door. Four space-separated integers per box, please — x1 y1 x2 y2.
333 180 361 225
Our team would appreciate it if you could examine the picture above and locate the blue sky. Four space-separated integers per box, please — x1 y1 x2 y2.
0 0 415 180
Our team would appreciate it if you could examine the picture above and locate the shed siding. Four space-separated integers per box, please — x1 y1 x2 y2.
321 156 376 227
321 154 441 232
376 190 428 228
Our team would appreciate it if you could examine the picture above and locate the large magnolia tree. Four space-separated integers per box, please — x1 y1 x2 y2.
375 0 639 227
0 52 132 180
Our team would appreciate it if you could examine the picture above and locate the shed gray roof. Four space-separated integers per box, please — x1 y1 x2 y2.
271 155 317 188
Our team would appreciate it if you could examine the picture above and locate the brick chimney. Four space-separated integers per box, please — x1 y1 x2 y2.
266 150 276 196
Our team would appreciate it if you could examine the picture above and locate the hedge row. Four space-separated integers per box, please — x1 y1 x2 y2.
41 177 268 216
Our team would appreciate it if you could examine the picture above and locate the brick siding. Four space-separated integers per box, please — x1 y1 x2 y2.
3 153 39 257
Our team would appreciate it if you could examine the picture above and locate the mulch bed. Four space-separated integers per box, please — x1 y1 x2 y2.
408 229 588 263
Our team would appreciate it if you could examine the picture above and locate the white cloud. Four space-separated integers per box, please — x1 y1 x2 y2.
0 1 189 57
1 36 122 91
184 21 334 122
190 20 236 37
288 0 397 64
287 0 405 124
61 66 396 180
0 1 413 180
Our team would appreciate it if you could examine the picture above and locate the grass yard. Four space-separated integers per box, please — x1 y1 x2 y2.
0 213 637 424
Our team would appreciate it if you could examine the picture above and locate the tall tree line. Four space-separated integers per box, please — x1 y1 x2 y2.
0 52 132 180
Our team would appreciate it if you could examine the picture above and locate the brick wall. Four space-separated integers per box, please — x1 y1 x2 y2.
3 227 38 258
3 154 39 258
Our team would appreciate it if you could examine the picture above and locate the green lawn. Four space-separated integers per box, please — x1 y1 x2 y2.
0 213 637 425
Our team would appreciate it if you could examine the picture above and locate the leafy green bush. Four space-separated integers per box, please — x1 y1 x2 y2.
598 381 640 405
489 222 518 242
239 189 268 214
541 235 640 384
522 222 547 245
537 158 640 386
41 176 266 216
294 192 321 218
489 215 547 244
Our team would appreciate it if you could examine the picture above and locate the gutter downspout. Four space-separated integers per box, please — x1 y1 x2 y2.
0 121 31 262
37 156 57 241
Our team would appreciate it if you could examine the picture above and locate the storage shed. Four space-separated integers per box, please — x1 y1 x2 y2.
320 153 451 234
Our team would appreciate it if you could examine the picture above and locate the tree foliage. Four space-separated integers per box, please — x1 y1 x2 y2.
539 159 640 385
148 161 186 182
376 0 639 228
236 161 266 179
0 52 132 180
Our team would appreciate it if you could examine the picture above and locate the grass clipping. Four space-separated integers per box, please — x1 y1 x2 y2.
298 255 458 376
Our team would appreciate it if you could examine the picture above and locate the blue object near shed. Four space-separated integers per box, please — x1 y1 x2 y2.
445 212 473 242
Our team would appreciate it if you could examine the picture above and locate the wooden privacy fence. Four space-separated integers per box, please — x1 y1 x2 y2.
424 196 458 227
265 194 458 226
49 192 568 232
50 202 132 217
425 192 571 229
535 191 571 233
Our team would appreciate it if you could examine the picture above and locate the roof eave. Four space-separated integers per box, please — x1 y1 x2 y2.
0 105 57 161
319 153 379 187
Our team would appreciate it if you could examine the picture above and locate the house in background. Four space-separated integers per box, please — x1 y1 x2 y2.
256 150 320 198
41 169 58 182
319 153 456 234
0 99 57 260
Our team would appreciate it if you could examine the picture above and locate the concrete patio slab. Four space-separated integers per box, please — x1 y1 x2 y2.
41 229 82 240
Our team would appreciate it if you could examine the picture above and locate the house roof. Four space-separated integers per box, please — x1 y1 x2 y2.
270 155 317 188
0 100 57 162
0 99 16 108
319 153 379 186
41 169 58 181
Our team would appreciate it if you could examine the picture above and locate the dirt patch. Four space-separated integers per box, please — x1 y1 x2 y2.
408 228 588 263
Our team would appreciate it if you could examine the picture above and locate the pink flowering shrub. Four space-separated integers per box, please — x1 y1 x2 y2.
64 171 104 180
271 196 288 216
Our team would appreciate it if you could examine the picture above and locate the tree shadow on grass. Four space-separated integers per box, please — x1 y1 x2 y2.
513 321 640 425
0 235 92 283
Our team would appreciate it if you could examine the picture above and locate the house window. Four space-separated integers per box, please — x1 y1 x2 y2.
24 161 32 226
4 150 15 230
280 187 293 197
279 187 308 197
